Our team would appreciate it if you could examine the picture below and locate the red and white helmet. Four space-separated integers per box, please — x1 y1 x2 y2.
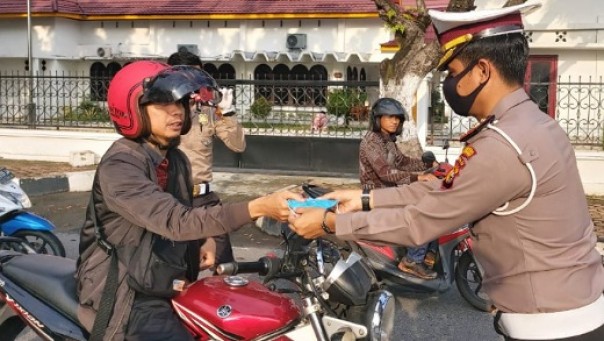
107 61 221 139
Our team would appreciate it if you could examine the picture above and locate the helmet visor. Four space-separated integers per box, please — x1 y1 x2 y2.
140 66 222 106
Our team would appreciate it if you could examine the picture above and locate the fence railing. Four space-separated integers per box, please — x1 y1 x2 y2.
1 72 602 148
427 77 604 149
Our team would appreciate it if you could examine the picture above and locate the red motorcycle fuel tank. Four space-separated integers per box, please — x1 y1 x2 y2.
172 276 301 339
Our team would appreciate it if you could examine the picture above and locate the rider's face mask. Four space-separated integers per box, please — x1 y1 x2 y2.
442 60 489 117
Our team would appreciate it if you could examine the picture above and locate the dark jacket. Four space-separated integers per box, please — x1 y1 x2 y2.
359 131 426 189
76 138 251 340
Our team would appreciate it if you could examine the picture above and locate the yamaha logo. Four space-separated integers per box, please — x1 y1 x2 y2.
217 305 232 319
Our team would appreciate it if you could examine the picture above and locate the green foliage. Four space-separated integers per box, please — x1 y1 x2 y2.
63 97 109 122
326 89 367 118
250 96 273 119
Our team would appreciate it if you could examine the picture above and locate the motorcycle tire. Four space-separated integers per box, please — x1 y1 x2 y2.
454 251 491 312
12 230 66 257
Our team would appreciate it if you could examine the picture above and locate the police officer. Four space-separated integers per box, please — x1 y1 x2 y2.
167 50 246 267
289 2 604 340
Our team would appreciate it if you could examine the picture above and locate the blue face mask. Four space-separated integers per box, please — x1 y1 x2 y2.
442 61 489 117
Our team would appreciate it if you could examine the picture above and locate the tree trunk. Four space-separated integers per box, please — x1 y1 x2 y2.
380 75 424 157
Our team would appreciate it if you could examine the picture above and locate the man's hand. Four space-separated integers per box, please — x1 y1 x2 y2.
248 190 304 221
321 189 364 213
217 87 235 115
288 207 328 239
200 238 217 270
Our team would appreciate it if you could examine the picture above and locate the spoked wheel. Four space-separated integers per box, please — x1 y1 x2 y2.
455 251 491 312
12 230 66 257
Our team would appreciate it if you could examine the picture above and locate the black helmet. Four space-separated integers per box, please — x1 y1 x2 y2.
370 97 407 135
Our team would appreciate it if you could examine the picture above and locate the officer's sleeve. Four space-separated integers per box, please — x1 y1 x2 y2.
335 136 531 247
215 116 246 152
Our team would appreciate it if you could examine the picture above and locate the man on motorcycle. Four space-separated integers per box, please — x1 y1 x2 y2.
289 2 604 340
359 98 438 279
76 61 299 341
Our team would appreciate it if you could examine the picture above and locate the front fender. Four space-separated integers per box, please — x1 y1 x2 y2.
0 212 56 235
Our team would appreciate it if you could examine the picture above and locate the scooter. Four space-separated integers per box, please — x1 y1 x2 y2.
0 167 66 257
0 222 394 340
302 181 491 313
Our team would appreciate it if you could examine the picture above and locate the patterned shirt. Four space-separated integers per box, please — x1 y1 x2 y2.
359 131 426 189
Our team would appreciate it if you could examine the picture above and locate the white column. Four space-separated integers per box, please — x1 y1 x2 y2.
416 74 432 149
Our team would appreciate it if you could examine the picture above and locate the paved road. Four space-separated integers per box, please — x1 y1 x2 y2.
15 191 503 341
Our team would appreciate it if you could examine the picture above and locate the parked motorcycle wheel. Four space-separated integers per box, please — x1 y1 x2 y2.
11 230 66 257
454 251 491 312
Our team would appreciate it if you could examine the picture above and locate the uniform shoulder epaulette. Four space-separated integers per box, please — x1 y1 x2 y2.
460 115 495 142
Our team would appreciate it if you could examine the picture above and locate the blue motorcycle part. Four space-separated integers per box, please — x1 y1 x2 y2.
0 211 56 235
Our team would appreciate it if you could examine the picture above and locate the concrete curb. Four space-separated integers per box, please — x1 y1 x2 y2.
18 170 95 196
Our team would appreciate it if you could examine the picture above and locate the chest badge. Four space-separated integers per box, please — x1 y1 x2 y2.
442 145 477 189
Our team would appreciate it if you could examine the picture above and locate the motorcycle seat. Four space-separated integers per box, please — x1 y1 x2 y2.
3 254 79 322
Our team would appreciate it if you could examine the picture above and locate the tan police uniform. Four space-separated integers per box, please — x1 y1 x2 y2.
179 105 246 190
336 88 604 312
334 1 604 339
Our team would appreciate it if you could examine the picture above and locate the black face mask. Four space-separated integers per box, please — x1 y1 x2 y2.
442 61 489 117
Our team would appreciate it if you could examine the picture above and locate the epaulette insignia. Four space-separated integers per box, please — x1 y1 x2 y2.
442 145 477 189
460 115 495 142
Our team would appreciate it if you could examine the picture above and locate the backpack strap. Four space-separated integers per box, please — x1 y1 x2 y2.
87 186 119 341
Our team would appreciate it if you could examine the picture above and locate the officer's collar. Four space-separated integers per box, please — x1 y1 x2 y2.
460 88 530 142
460 115 495 142
490 88 530 121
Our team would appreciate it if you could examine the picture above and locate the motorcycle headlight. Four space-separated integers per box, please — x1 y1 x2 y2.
365 290 395 341
323 251 376 306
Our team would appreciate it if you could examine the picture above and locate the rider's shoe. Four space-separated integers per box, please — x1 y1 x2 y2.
424 251 437 269
398 258 437 280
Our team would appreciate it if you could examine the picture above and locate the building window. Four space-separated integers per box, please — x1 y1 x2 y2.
253 64 329 106
524 55 557 118
309 65 328 106
273 64 290 105
254 64 273 101
291 64 309 105
90 62 122 101
217 64 236 80
203 63 218 78
90 62 107 101
203 63 236 81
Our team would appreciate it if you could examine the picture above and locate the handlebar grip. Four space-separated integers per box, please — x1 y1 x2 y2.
216 257 281 276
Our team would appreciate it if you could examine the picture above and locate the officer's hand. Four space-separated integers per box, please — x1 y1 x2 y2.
200 238 217 270
321 189 363 213
288 207 327 239
249 190 304 222
217 87 235 115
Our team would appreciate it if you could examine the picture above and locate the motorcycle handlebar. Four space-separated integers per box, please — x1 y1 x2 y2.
216 256 281 276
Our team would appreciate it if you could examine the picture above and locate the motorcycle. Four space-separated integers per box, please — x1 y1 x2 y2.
0 167 66 257
302 182 491 313
0 221 394 340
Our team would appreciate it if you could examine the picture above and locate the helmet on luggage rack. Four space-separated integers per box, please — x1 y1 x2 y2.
107 61 221 139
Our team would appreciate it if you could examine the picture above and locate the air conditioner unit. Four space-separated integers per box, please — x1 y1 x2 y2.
96 47 112 58
177 44 200 56
286 34 307 50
